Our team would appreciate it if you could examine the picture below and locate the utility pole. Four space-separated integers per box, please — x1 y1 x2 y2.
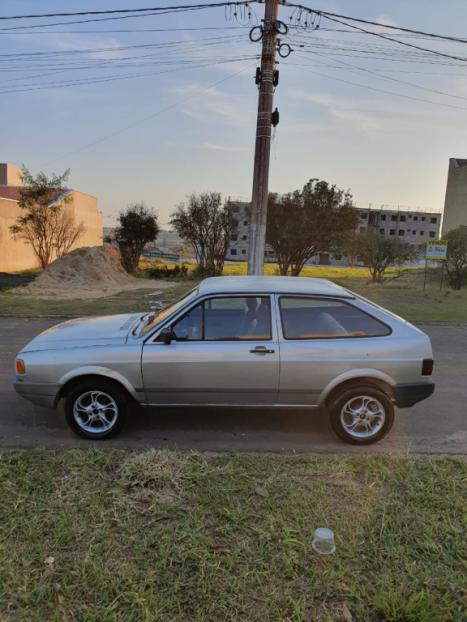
247 0 280 275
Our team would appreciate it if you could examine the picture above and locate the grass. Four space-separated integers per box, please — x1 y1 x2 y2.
0 260 466 323
135 261 467 324
0 451 465 621
0 281 198 317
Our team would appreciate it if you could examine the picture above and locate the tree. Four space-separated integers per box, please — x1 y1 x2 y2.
444 226 467 290
54 211 85 259
356 232 419 283
266 179 359 276
114 203 159 273
341 232 362 268
170 192 232 276
10 167 85 269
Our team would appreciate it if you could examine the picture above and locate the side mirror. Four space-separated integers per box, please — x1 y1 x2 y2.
159 327 173 344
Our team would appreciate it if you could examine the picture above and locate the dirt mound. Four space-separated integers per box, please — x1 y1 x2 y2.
31 247 135 289
18 246 173 299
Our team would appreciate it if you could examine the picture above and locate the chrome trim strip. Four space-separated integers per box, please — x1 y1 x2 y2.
140 402 319 409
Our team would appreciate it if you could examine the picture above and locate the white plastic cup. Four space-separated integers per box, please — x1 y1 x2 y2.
312 527 336 555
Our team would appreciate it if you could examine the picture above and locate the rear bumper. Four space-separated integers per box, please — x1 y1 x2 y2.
393 382 435 408
14 381 59 409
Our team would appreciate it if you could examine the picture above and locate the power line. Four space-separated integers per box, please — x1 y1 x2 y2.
0 6 249 32
288 29 467 71
289 43 467 102
296 48 467 67
284 2 467 45
1 26 449 37
0 26 249 36
0 33 244 59
0 2 252 21
291 33 464 56
0 56 256 95
290 39 466 66
6 0 464 50
0 39 253 87
0 34 250 75
289 61 467 112
321 10 467 45
318 14 467 64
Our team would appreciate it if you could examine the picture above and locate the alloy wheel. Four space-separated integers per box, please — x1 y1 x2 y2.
339 395 386 440
73 390 119 434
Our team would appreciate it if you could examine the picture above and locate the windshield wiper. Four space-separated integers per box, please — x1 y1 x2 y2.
132 312 155 336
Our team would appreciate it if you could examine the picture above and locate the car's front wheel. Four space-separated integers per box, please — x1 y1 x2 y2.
64 379 128 439
329 385 394 445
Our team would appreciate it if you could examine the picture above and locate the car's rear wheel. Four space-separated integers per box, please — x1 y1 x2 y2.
64 379 128 439
329 385 394 445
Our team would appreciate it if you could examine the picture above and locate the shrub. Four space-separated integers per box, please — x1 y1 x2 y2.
148 264 189 279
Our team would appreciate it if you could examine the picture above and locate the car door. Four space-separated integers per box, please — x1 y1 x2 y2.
142 294 280 405
276 295 392 405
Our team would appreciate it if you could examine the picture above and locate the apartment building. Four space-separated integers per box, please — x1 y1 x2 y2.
356 206 441 242
225 200 441 265
226 200 276 262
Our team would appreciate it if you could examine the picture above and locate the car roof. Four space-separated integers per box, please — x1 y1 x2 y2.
198 276 353 298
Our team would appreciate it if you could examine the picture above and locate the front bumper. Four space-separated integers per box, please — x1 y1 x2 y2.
14 381 59 409
393 382 435 408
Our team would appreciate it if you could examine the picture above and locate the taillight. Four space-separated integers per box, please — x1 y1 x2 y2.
15 359 26 375
422 359 433 376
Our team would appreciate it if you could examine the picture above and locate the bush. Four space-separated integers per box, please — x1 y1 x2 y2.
148 264 189 279
356 232 419 283
114 203 159 273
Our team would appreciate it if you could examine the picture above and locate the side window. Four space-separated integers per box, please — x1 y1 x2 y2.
171 303 203 341
205 296 271 341
279 297 390 339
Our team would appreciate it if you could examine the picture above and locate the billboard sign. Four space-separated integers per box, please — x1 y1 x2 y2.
426 240 448 260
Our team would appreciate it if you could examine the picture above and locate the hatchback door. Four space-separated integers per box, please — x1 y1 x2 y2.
142 295 280 405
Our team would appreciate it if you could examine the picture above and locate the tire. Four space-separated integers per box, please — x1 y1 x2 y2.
329 384 394 445
64 379 129 439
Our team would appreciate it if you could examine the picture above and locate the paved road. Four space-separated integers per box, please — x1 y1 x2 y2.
1 317 466 454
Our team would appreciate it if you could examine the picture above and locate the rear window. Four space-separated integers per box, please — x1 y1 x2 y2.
279 297 390 339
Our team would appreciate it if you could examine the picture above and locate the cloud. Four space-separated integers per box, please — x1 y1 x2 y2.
201 142 247 153
284 121 325 134
178 82 250 127
21 31 122 60
292 90 381 131
178 83 224 99
330 108 380 130
374 14 400 29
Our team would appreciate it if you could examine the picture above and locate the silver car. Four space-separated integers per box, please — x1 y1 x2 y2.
14 276 434 444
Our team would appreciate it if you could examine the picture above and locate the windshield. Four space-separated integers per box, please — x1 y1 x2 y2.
139 287 199 336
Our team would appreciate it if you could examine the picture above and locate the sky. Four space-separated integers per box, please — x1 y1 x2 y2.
2 1 467 227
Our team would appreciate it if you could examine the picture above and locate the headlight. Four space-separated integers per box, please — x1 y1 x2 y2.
15 359 26 375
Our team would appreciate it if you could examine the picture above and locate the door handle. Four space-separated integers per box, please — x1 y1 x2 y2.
250 346 275 354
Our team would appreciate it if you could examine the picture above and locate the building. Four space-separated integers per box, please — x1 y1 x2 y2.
149 230 184 257
226 201 250 260
0 163 103 272
442 158 467 235
226 200 441 265
356 206 440 242
226 200 276 262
